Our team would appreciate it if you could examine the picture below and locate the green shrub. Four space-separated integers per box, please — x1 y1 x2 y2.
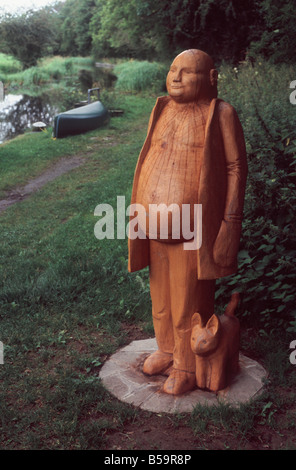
216 58 296 333
0 53 22 74
114 60 166 92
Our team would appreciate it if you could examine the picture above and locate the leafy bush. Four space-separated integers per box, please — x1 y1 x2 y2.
114 60 167 93
216 58 296 333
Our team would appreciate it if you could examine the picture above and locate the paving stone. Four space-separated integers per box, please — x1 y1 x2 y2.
99 338 268 414
121 338 157 352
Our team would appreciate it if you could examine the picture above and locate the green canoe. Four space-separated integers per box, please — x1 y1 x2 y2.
53 100 109 138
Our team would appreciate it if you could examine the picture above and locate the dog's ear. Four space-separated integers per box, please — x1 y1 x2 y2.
191 312 202 327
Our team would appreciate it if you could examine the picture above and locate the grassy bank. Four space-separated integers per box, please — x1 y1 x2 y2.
0 55 96 110
0 60 296 449
0 93 155 449
0 55 94 90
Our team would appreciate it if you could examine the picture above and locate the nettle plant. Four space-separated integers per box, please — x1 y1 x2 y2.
216 59 296 332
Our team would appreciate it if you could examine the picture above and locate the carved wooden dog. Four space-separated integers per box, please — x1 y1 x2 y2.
190 293 240 392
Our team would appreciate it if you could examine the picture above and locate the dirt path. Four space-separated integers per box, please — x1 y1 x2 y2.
0 155 85 213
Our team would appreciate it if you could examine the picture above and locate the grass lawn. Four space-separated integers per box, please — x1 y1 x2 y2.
0 92 295 450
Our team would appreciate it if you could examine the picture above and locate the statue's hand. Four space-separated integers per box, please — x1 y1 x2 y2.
213 219 241 268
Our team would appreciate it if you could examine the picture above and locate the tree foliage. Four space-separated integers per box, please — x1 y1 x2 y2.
0 7 61 69
89 0 296 64
90 0 144 59
248 0 296 63
134 0 260 62
58 0 96 56
90 0 260 62
0 0 295 65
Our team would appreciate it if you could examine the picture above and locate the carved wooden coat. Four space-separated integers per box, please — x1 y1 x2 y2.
128 95 248 280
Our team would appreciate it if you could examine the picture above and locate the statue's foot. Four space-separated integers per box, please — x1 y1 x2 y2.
143 350 173 376
162 369 196 395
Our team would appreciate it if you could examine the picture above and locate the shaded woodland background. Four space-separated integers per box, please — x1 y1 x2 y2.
0 0 295 69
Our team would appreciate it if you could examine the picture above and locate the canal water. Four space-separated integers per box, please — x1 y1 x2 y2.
0 65 116 144
0 94 60 144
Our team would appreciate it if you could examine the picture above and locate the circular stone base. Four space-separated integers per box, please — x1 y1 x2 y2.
99 338 268 414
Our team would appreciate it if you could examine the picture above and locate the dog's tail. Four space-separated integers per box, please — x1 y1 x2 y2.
224 292 240 317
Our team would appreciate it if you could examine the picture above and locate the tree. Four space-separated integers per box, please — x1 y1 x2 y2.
248 0 296 63
0 7 60 69
90 0 260 63
133 0 260 63
59 0 96 56
90 0 158 60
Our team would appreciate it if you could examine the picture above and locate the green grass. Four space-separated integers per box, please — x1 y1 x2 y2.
0 93 154 318
0 92 154 449
0 131 82 197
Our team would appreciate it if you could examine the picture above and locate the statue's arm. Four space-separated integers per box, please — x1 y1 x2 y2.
219 102 248 221
213 103 248 268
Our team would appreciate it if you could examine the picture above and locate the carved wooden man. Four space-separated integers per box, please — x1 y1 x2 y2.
128 49 248 395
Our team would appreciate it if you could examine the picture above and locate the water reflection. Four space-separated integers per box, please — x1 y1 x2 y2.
0 94 59 143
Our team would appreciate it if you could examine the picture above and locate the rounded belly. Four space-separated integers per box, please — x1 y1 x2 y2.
136 151 199 241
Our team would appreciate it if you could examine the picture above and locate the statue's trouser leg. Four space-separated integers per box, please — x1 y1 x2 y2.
149 240 215 373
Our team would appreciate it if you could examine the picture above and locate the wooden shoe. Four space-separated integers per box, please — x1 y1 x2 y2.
162 369 196 395
143 350 173 376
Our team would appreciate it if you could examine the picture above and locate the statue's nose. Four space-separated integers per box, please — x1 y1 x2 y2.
172 70 182 81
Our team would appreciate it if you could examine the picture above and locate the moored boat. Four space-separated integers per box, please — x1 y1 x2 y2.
53 100 109 138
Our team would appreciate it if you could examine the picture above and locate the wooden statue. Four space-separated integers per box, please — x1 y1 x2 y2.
128 49 248 395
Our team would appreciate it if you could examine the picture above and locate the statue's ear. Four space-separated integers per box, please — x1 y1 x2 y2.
210 68 218 87
206 314 220 335
191 312 202 327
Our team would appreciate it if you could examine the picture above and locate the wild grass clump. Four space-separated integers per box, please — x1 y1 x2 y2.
114 60 166 93
189 401 256 438
39 56 94 79
189 389 291 445
1 55 95 92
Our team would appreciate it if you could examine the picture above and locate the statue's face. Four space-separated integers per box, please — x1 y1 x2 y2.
166 51 213 103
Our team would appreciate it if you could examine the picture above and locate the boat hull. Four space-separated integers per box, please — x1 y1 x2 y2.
53 101 109 138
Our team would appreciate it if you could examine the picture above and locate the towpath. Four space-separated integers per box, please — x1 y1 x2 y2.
0 155 85 214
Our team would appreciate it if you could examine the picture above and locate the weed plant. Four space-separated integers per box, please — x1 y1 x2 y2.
216 58 296 334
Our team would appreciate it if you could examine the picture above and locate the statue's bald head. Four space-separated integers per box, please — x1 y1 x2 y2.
177 49 215 72
166 49 218 103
